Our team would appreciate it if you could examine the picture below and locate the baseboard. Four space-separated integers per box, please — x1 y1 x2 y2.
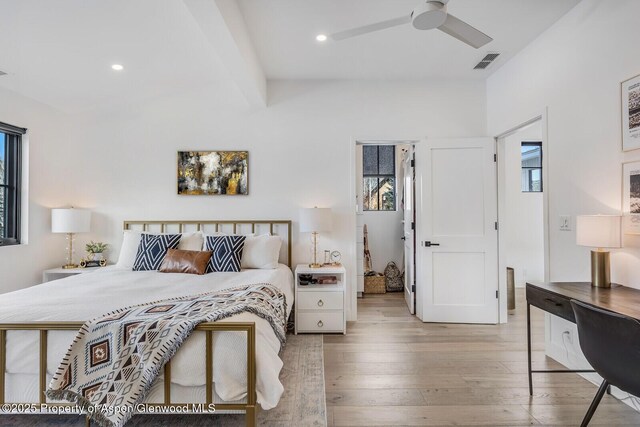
546 325 640 412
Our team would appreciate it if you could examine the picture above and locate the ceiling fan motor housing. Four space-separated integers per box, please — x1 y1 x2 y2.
412 0 448 30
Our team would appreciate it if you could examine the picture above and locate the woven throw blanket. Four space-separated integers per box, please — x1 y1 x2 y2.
46 283 287 427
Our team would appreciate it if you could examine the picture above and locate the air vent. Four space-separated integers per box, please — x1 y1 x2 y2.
473 52 500 70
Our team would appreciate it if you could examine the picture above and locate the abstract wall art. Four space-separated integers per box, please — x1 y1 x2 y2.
177 151 248 195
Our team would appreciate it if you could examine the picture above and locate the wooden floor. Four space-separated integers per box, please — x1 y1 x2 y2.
323 290 640 426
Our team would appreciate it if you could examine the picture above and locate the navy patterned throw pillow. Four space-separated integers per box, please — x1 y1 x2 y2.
132 234 181 271
204 235 246 273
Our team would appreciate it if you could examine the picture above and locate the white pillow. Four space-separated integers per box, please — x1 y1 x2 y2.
241 234 282 269
115 231 204 269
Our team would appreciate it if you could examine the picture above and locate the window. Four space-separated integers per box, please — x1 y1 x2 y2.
521 142 542 192
363 145 396 211
0 121 25 246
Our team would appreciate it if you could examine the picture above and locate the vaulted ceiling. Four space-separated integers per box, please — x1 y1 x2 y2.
0 0 580 112
238 0 580 80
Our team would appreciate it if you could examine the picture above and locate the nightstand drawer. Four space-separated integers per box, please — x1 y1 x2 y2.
298 291 343 310
297 312 343 332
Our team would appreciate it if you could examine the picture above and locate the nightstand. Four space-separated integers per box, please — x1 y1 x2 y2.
295 264 346 334
42 267 99 283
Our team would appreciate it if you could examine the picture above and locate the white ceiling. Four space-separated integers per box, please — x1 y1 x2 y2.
238 0 580 80
0 0 581 113
0 0 233 113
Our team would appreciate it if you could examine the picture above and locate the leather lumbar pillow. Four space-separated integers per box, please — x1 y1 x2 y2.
159 249 212 275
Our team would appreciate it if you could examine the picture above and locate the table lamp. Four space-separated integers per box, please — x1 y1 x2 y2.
576 215 621 288
51 208 91 269
300 207 332 268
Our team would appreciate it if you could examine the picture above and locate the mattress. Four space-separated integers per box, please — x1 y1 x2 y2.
0 265 294 409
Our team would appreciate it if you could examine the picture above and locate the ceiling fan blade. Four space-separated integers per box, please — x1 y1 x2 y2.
330 15 412 41
437 14 492 49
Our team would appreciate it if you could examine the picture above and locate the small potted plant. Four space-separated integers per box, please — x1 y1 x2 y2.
85 241 108 262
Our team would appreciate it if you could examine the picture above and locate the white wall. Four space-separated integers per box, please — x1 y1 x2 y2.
486 0 640 394
0 87 75 292
48 79 487 321
502 123 545 287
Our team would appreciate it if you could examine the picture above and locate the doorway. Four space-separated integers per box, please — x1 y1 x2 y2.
355 141 415 314
496 116 550 321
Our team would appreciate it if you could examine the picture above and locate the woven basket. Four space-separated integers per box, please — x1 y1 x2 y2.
364 275 386 294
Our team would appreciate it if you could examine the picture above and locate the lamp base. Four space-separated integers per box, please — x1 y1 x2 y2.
62 264 79 269
590 250 611 288
308 263 323 269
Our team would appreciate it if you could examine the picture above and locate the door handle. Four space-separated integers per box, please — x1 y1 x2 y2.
424 241 440 247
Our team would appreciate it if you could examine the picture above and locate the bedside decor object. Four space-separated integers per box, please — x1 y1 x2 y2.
80 259 107 268
330 250 342 266
300 207 332 268
177 151 248 195
623 161 640 234
81 240 109 267
576 215 621 288
622 73 640 151
51 208 91 269
85 241 108 261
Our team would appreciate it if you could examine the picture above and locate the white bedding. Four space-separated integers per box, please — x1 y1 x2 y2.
0 265 293 409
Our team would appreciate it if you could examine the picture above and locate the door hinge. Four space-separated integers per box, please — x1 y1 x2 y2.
411 222 415 230
494 154 497 162
412 284 416 293
495 221 498 230
410 159 415 167
496 290 499 299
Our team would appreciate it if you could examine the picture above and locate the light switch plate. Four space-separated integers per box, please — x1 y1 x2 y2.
560 215 571 231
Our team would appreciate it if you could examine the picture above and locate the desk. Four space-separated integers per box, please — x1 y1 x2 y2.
525 282 640 396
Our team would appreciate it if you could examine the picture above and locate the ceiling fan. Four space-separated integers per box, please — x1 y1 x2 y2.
329 0 493 49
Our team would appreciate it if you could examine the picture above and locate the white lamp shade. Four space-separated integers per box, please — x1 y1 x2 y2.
576 215 621 248
51 208 91 233
300 207 332 233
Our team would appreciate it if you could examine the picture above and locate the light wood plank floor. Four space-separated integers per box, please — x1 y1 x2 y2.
323 289 640 426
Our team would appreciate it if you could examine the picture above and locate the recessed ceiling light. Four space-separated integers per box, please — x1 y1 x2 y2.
111 64 124 71
316 34 327 42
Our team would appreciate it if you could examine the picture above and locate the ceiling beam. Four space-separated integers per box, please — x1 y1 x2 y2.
184 0 267 108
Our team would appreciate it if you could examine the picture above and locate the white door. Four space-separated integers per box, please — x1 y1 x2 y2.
415 138 498 323
403 147 416 314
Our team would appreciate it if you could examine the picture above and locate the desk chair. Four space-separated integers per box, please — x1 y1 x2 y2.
571 300 640 427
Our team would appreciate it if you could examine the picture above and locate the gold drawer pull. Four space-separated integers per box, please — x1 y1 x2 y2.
317 299 324 307
317 320 324 328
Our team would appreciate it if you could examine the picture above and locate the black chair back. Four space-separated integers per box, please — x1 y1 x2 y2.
571 300 640 397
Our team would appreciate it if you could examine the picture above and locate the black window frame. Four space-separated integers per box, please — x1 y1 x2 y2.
0 121 25 247
363 145 397 211
521 141 543 193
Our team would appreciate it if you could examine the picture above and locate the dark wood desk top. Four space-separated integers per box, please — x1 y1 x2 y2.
526 282 640 322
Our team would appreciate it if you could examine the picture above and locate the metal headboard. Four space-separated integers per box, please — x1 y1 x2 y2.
123 220 293 268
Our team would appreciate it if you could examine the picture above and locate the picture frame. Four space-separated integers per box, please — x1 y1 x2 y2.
621 73 640 151
177 151 249 195
622 160 640 234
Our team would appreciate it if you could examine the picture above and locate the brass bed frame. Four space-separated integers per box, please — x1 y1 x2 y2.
0 219 293 427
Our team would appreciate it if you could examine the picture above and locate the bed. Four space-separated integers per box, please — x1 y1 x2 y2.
0 219 293 427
